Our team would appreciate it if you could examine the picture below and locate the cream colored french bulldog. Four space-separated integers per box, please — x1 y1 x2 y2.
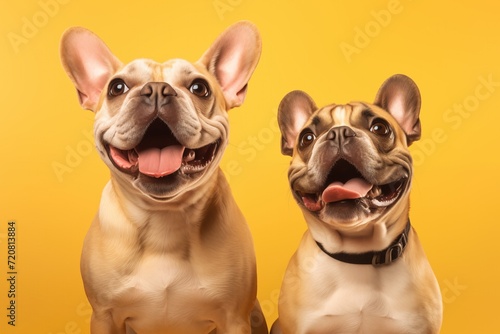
271 75 443 334
60 22 268 334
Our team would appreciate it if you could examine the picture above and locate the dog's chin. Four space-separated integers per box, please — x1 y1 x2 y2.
132 166 218 200
319 200 373 224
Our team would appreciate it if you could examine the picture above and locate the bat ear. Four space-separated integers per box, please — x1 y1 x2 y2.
278 90 317 156
60 27 122 111
374 74 421 146
197 21 262 109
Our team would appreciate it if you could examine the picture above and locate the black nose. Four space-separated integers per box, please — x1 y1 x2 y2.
140 82 177 108
327 126 356 143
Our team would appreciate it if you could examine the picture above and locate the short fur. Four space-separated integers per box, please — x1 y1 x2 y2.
272 75 442 334
60 22 267 334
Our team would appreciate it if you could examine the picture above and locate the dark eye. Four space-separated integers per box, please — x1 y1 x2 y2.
299 131 316 147
108 79 129 97
370 120 391 136
189 79 210 97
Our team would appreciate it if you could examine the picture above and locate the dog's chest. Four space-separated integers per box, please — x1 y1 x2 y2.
100 214 230 331
297 256 426 333
286 236 426 334
113 253 225 332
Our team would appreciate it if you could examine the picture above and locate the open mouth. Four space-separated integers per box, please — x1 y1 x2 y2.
297 159 407 212
106 119 220 178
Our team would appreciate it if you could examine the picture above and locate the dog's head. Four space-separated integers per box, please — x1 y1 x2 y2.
60 22 261 201
278 75 421 231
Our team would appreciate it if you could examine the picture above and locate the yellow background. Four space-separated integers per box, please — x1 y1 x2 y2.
1 0 499 333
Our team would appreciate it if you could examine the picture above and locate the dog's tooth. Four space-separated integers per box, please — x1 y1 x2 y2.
368 186 382 198
184 149 196 163
370 196 397 207
129 150 139 164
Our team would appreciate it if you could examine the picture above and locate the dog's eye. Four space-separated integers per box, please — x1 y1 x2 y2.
370 120 391 136
299 131 316 147
108 79 129 97
189 80 210 98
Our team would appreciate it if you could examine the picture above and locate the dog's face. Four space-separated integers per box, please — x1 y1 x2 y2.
278 75 422 230
60 23 261 201
94 58 229 200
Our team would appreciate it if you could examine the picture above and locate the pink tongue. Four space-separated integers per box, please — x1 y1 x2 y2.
137 145 185 178
322 178 373 203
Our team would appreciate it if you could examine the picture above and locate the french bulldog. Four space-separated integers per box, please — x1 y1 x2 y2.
60 22 268 334
271 74 443 334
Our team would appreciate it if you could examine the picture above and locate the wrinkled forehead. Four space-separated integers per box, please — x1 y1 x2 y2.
115 58 208 82
307 102 396 129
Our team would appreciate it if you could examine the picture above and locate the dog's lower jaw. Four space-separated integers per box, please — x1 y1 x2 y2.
110 167 224 212
304 199 411 255
132 171 210 201
102 135 223 200
106 139 221 177
294 176 408 215
318 200 372 223
105 147 225 203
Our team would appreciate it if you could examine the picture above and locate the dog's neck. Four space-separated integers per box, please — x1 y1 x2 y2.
316 220 411 266
305 204 410 256
111 169 221 213
100 169 229 255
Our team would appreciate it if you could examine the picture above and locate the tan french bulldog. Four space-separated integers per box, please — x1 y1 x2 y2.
271 75 443 334
60 22 268 334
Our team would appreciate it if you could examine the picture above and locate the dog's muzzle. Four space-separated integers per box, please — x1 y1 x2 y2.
106 118 220 178
297 159 408 212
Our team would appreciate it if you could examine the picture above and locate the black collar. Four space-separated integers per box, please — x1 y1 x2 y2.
315 220 411 266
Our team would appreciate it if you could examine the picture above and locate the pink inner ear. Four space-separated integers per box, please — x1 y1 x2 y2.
216 48 246 88
374 74 421 143
387 94 406 125
289 112 309 145
198 22 261 109
292 107 309 128
61 28 121 111
387 93 418 135
75 67 114 109
278 90 317 153
215 46 255 107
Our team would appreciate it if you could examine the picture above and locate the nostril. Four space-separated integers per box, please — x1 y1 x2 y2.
140 82 177 110
141 82 177 98
327 126 356 141
343 127 356 137
161 83 177 97
327 129 337 141
140 83 154 97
